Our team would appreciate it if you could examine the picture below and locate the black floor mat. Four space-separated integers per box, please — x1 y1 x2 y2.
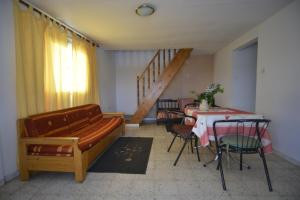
88 137 153 174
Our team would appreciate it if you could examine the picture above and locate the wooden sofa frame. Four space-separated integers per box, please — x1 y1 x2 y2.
17 112 125 182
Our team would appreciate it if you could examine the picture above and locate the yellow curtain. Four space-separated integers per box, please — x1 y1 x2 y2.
14 0 99 117
72 35 99 105
14 1 47 118
44 21 69 111
87 42 100 104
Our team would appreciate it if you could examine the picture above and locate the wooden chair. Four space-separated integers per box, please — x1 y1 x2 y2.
166 111 200 166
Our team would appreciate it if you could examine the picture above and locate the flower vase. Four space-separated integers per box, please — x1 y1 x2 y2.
199 99 209 111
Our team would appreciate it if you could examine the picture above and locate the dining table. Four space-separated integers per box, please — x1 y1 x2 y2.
184 106 273 153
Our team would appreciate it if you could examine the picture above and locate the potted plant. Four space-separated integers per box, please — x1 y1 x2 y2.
192 83 224 110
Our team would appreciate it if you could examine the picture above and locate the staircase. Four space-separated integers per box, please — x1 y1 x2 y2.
130 48 193 124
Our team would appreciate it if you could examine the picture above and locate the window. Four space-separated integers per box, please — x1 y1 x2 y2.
52 39 88 94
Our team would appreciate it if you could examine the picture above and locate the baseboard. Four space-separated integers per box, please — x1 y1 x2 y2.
143 117 156 121
273 148 300 167
142 118 156 124
125 124 140 128
0 178 4 186
0 170 19 185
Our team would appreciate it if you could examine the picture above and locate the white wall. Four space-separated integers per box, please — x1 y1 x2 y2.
0 0 18 184
97 48 116 112
232 43 257 112
115 50 155 115
114 51 214 115
214 0 300 164
161 55 214 99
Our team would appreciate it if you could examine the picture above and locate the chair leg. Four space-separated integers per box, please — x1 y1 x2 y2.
174 139 188 166
190 139 194 154
195 137 200 162
260 150 273 191
218 151 226 190
167 134 177 152
240 152 243 171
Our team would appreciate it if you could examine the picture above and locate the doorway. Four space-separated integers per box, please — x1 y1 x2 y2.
232 41 258 112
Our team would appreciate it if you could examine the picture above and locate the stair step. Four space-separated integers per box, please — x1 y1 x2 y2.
130 48 193 124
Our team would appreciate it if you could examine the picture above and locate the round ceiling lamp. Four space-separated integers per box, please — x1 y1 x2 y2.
135 3 155 16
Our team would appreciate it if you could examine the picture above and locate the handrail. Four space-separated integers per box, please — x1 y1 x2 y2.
138 50 160 80
137 49 179 105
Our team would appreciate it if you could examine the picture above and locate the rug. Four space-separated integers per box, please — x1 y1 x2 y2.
88 137 153 174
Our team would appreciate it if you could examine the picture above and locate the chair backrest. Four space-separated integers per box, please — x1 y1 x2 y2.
157 99 179 111
184 101 200 109
178 98 194 111
213 119 270 152
165 110 196 132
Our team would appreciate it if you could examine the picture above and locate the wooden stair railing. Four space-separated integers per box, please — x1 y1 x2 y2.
130 48 193 124
137 49 178 105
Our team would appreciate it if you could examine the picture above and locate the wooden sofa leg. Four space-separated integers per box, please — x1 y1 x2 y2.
74 145 85 182
19 166 29 181
75 167 85 182
19 141 29 181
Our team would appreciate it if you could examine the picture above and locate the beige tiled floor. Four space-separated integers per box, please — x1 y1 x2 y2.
1 124 300 200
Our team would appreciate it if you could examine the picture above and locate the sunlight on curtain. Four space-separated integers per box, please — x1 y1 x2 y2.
71 35 99 106
52 41 87 94
14 0 99 116
44 25 99 110
44 22 70 110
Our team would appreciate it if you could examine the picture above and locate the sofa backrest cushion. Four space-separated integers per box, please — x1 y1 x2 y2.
85 104 103 124
25 113 70 137
66 108 90 132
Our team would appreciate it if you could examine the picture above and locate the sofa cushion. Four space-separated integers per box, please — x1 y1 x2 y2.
72 117 123 151
66 109 90 132
26 117 123 155
27 144 73 157
25 113 70 137
85 104 103 123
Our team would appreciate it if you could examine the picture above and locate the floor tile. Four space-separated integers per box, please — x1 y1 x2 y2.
0 124 299 199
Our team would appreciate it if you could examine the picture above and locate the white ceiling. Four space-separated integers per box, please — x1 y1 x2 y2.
27 0 292 53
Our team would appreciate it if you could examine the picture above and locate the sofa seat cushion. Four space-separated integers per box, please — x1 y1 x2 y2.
27 144 73 157
26 117 123 155
72 117 123 151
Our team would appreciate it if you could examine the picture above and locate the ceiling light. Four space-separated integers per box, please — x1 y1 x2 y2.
135 3 155 16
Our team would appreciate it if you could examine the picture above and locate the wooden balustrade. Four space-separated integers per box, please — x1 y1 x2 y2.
137 49 178 105
131 48 193 123
137 76 140 105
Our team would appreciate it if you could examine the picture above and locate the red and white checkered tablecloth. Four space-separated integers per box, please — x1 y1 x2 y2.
184 107 272 153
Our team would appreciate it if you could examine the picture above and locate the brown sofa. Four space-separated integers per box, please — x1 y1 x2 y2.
17 104 125 182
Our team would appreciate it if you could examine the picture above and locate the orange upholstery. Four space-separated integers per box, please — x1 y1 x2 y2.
27 144 73 157
66 109 89 132
85 104 103 124
74 117 123 151
25 113 70 137
23 104 123 156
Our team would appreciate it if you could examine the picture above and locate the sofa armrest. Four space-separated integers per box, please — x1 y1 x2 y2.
20 137 79 145
103 112 124 118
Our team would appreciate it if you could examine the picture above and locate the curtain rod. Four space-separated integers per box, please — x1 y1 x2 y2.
19 0 100 48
